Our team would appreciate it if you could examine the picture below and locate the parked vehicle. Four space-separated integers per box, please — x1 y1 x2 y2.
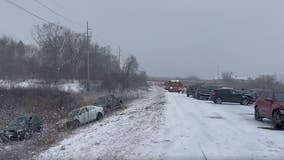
94 95 123 113
193 86 219 100
167 80 184 93
0 115 42 142
255 91 284 129
238 89 259 101
186 85 198 97
56 105 104 130
210 89 254 105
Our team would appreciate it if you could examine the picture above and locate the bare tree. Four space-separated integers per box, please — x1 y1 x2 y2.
222 72 233 81
33 23 70 83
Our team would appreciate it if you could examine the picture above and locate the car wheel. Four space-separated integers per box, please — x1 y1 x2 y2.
254 107 263 121
24 131 32 140
107 106 111 113
215 98 222 104
241 99 249 105
19 132 28 141
197 95 201 100
96 113 103 121
272 111 283 129
0 135 9 143
34 126 41 132
70 120 80 129
187 94 189 97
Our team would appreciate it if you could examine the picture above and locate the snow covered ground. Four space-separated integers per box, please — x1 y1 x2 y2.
133 92 284 160
37 87 284 160
37 87 166 160
0 79 83 93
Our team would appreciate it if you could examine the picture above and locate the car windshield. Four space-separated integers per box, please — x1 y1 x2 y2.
231 90 239 95
198 88 209 92
275 93 284 102
68 109 80 118
9 117 28 127
94 98 106 105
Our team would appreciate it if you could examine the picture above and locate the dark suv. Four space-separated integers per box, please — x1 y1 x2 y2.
94 95 123 113
0 116 42 142
210 89 254 105
193 86 219 100
255 91 284 129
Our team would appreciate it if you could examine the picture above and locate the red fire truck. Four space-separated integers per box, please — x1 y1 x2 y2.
166 80 184 92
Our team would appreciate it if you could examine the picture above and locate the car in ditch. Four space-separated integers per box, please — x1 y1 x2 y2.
255 91 284 129
94 95 123 113
0 115 42 142
56 105 104 130
210 88 254 105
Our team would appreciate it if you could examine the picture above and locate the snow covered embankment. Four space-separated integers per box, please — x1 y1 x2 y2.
37 87 166 160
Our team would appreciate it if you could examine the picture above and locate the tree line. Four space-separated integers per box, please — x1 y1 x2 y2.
0 23 147 90
221 72 284 90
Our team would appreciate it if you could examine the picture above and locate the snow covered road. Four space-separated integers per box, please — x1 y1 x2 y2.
37 88 284 160
135 92 284 160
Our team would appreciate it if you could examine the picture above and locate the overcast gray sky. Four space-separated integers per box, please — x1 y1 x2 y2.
1 0 284 79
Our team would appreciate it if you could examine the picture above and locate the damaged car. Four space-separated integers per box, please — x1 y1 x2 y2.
0 115 42 142
94 95 123 113
56 105 104 131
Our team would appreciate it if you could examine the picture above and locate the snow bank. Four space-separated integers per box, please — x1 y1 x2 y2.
0 79 84 93
57 82 84 93
37 87 166 160
0 79 42 89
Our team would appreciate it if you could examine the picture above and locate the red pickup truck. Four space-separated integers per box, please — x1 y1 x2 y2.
255 91 284 129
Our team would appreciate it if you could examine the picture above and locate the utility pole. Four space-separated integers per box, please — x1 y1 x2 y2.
86 21 91 91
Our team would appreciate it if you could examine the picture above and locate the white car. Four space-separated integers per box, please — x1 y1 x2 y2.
56 105 104 130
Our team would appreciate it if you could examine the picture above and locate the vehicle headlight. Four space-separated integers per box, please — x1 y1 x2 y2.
280 110 284 115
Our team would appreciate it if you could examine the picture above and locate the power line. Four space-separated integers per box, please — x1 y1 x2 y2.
33 0 82 27
5 0 53 24
6 0 125 59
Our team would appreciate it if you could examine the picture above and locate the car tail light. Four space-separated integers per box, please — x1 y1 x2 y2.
211 91 216 96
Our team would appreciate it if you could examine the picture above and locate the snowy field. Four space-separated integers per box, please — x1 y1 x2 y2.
0 79 84 93
37 87 284 160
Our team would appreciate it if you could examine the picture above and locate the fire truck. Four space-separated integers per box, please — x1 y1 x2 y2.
166 80 184 92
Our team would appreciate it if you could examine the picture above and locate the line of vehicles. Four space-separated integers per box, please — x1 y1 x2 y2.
165 80 284 129
0 95 123 142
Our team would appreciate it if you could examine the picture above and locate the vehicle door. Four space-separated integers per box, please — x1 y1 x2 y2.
263 92 274 117
111 95 119 108
230 90 243 103
256 91 267 115
221 90 230 102
107 96 113 110
88 107 97 121
78 108 88 124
